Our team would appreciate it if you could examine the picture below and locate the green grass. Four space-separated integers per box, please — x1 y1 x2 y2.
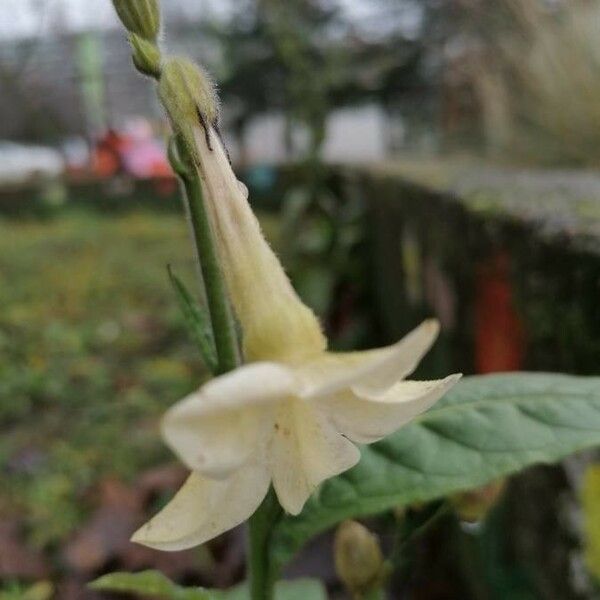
0 205 330 552
0 209 207 547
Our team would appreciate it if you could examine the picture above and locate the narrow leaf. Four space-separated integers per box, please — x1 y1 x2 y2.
268 373 600 576
90 572 326 600
90 570 212 599
168 265 218 373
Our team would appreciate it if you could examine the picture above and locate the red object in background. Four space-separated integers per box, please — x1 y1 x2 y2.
91 129 131 178
90 125 172 180
474 252 526 373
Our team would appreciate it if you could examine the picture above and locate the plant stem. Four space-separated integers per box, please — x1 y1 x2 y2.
173 138 278 599
390 501 450 566
175 139 277 599
247 488 281 600
453 517 490 600
178 151 239 374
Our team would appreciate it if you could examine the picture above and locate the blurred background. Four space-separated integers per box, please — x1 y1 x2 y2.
1 0 600 598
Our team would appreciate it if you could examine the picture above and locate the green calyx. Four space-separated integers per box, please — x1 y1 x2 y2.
167 135 191 178
112 0 160 41
158 57 219 164
129 33 161 79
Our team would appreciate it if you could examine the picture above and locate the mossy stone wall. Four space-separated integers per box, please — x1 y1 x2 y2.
342 162 600 378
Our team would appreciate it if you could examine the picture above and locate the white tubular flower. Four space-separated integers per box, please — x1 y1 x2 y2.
133 322 459 551
133 60 461 550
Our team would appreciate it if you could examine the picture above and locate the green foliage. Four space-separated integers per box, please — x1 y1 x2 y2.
167 266 217 374
91 570 212 598
276 181 369 350
0 582 53 600
0 210 200 545
260 0 335 161
91 571 326 600
266 373 600 578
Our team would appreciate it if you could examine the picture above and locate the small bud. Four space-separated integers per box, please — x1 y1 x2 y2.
158 57 219 164
451 480 506 523
112 0 160 41
334 521 384 598
129 33 161 79
582 464 600 580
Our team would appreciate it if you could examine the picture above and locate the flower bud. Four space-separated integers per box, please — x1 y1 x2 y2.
158 57 219 164
582 464 600 580
334 521 384 598
451 479 506 523
129 33 161 79
112 0 160 41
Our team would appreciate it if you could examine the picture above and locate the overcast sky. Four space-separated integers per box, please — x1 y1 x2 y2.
0 0 221 40
0 0 418 42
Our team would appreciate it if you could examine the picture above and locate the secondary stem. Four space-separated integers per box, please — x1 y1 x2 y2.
248 488 281 600
174 138 275 599
178 149 239 374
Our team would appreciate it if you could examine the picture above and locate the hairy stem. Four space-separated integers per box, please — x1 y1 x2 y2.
175 139 277 599
176 143 239 374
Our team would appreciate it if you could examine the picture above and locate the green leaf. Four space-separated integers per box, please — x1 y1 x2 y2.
90 572 325 600
0 582 53 600
214 579 327 600
90 571 212 599
268 373 600 577
167 265 217 373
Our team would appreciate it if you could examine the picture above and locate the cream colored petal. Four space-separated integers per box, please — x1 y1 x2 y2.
298 320 440 398
162 362 294 478
131 465 270 551
193 126 326 362
319 374 461 444
269 400 360 515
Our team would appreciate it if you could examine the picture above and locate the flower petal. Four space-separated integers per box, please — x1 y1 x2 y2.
269 400 360 515
194 126 326 362
318 374 461 444
299 320 440 398
163 362 295 478
131 464 270 551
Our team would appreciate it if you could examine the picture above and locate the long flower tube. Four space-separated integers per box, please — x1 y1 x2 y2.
132 59 461 552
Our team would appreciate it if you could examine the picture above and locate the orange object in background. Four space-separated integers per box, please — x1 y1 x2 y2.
90 122 172 181
475 252 526 373
91 129 130 178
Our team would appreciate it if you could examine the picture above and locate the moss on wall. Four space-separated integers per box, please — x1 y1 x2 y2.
343 162 600 378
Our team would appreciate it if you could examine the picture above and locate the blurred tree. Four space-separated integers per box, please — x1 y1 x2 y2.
258 0 338 168
206 0 285 166
210 0 342 174
212 0 430 165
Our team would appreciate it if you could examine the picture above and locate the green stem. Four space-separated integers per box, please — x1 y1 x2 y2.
177 147 239 374
390 501 450 567
247 488 281 600
172 138 277 599
453 516 490 600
